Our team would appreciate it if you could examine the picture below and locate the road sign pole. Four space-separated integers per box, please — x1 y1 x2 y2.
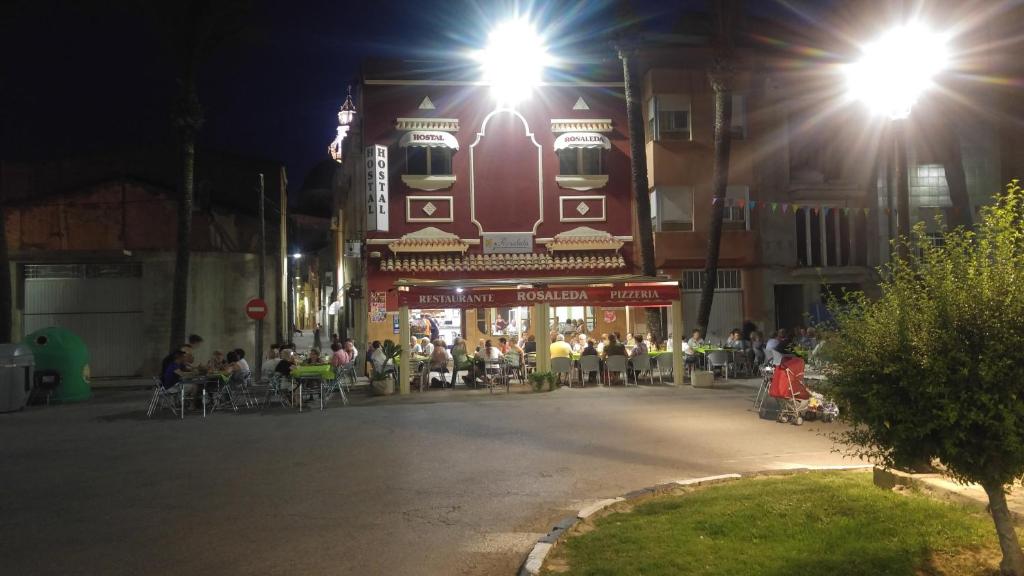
256 173 266 377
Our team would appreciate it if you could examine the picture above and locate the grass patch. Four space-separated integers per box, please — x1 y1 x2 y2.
545 472 1003 576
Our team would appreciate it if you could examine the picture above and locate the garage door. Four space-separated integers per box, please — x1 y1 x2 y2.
23 263 144 378
681 269 744 345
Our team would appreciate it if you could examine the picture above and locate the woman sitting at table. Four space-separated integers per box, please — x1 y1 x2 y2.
329 342 351 369
206 350 227 372
428 340 453 387
304 348 323 365
687 329 705 350
498 337 510 355
522 335 537 354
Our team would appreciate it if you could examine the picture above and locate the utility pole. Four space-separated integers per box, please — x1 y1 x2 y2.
256 173 266 376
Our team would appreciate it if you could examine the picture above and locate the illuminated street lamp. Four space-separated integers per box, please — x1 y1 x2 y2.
329 86 356 163
845 23 949 245
475 19 552 106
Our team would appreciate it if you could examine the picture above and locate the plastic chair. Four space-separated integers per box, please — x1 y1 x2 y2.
706 351 731 379
630 354 659 385
578 354 601 386
605 355 631 386
551 357 575 388
505 351 526 385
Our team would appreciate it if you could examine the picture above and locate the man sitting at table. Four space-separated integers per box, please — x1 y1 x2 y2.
550 333 573 359
687 329 704 350
304 349 323 365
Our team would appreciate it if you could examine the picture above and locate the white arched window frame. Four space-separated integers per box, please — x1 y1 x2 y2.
550 120 613 191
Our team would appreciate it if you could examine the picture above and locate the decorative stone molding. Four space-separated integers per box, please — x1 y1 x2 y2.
395 117 460 132
401 174 456 191
550 118 613 133
387 227 469 253
543 226 624 252
555 174 609 192
379 252 626 273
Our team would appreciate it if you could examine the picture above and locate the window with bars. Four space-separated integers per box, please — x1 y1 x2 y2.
647 94 691 141
682 269 741 292
23 263 142 279
794 208 867 267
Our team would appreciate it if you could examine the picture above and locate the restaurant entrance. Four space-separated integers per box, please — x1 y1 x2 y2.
392 279 686 394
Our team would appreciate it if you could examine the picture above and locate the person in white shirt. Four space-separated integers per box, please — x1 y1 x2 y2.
686 329 704 350
419 337 434 357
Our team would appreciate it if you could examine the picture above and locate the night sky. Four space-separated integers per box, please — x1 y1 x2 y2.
1 0 822 197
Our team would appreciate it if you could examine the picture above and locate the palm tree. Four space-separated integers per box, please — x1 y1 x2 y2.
695 0 741 335
163 0 246 351
615 4 664 341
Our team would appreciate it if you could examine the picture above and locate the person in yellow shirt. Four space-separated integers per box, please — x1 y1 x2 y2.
550 333 574 359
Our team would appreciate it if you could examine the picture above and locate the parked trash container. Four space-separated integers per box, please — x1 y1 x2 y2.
0 343 34 413
23 327 91 403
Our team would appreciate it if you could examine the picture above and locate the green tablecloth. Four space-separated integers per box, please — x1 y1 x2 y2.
292 364 334 379
569 351 671 361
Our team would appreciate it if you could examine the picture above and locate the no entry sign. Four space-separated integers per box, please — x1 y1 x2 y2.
245 297 268 320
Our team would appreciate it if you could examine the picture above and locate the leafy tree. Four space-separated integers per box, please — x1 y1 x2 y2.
825 182 1024 575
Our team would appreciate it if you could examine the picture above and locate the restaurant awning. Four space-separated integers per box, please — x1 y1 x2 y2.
553 132 611 151
399 130 459 150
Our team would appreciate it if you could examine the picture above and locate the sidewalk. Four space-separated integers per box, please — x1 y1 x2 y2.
874 467 1024 521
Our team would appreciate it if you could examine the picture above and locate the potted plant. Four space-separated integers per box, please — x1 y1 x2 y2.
370 339 402 395
529 371 557 392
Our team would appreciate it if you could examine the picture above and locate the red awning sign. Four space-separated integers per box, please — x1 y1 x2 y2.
245 297 268 320
397 285 679 310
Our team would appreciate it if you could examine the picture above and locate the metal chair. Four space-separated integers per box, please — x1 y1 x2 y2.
551 357 574 388
263 373 292 408
524 352 537 377
504 351 526 385
706 350 731 379
146 377 181 418
630 354 660 385
234 371 260 408
322 366 350 407
578 354 601 386
208 375 239 415
484 359 508 393
651 352 672 383
754 365 774 410
605 355 631 386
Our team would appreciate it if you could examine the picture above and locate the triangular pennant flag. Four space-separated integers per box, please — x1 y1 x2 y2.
782 203 789 214
812 206 820 215
863 207 870 216
823 207 831 216
711 197 719 205
748 200 757 210
771 202 778 213
792 204 800 213
736 199 747 209
843 207 850 216
572 96 590 110
418 96 436 110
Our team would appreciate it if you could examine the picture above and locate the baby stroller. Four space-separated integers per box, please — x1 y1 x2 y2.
768 356 810 425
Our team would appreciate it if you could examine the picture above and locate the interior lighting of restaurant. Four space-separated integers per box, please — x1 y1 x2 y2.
844 23 949 119
292 253 303 259
474 18 552 106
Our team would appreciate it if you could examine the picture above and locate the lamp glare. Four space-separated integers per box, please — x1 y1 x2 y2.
476 19 551 106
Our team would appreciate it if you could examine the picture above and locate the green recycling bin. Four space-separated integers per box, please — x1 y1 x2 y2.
23 327 92 403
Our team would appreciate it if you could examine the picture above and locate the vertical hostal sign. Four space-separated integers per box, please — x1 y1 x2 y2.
366 145 389 232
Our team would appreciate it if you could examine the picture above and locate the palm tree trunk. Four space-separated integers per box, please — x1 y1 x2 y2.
942 128 972 228
169 133 195 351
618 47 664 340
983 480 1024 576
696 72 734 334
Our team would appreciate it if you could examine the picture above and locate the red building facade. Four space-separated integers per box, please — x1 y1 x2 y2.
345 61 642 347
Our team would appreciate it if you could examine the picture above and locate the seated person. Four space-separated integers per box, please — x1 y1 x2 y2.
428 340 453 387
498 337 510 355
629 335 648 359
206 350 227 372
681 338 699 373
410 336 423 356
329 342 351 369
549 334 573 359
601 334 626 359
475 340 503 383
522 335 537 354
161 350 191 389
419 338 434 357
750 331 766 365
687 329 705 351
233 349 250 376
304 349 323 365
275 349 298 379
368 341 387 375
724 329 745 350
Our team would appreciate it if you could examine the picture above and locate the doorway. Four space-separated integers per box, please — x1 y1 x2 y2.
773 284 804 334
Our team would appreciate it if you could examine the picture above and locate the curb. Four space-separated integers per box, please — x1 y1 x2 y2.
517 465 873 576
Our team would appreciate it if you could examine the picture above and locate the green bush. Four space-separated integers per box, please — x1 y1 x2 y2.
824 182 1024 574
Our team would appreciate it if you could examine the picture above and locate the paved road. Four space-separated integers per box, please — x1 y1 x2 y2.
0 381 851 575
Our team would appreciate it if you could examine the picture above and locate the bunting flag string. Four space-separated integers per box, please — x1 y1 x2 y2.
705 197 884 217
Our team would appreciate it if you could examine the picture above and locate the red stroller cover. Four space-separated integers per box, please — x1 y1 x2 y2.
769 356 810 400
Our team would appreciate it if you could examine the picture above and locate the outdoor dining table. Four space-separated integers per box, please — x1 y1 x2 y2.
291 363 334 412
178 372 229 418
